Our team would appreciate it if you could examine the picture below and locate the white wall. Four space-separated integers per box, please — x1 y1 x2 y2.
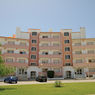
63 66 75 78
72 27 86 39
16 27 29 39
27 66 42 78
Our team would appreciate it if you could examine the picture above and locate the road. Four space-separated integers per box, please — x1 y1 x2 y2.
0 79 95 86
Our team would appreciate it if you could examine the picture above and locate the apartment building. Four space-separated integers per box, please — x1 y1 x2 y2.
0 27 95 80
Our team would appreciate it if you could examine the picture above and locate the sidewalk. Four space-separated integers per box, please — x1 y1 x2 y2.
0 79 95 86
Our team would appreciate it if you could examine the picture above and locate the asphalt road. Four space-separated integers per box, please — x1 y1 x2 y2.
0 79 95 86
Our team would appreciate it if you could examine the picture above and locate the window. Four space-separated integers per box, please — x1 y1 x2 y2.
64 40 70 44
7 50 14 53
88 59 95 63
20 51 26 54
74 43 81 46
25 72 27 74
89 68 95 72
20 42 26 46
54 68 61 72
31 55 36 59
42 36 48 38
42 52 48 55
22 69 24 74
76 59 83 63
19 69 21 74
76 69 82 74
75 51 82 54
32 32 37 36
87 50 95 54
53 35 60 38
65 47 70 51
65 55 70 59
53 60 60 64
31 47 36 51
53 51 61 55
32 40 37 43
64 32 69 36
42 60 48 63
18 59 25 63
8 41 15 45
31 63 36 66
19 68 25 74
87 42 94 45
53 43 60 46
65 63 71 66
41 43 49 46
6 58 13 62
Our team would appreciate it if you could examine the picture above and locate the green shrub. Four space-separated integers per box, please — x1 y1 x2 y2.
55 80 62 87
47 71 54 78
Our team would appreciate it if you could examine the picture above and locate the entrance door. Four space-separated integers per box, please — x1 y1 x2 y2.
31 71 36 79
66 71 71 78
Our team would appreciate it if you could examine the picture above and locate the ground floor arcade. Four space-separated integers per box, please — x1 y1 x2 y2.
15 66 95 80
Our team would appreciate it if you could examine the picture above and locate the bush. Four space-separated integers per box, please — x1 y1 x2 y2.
55 80 62 87
47 71 54 78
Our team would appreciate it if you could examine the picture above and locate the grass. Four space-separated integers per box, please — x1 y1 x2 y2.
0 82 95 95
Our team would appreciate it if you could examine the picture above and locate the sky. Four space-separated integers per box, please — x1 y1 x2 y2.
0 0 95 38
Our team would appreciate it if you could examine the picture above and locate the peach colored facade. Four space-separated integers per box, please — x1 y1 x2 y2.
0 27 95 80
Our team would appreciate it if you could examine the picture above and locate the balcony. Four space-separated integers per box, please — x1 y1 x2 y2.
39 54 62 58
72 44 95 50
87 54 95 57
2 44 28 49
39 63 63 67
73 54 86 58
5 62 28 67
39 46 61 50
39 37 60 42
86 44 95 49
72 45 85 50
73 53 95 58
3 53 29 58
73 63 95 68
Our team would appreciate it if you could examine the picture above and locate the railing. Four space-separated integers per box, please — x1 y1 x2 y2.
39 63 63 67
39 37 60 42
5 62 28 67
73 63 95 68
3 53 29 58
39 46 61 50
2 43 28 49
39 44 60 47
40 35 60 39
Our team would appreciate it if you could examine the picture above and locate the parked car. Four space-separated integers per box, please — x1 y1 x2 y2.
4 76 18 84
36 76 47 82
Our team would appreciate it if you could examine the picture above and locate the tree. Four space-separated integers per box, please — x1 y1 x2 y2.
0 47 14 77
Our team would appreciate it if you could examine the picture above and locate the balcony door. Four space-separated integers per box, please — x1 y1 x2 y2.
31 71 36 79
66 71 71 78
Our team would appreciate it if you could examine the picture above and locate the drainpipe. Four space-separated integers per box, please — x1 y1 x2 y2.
88 63 90 79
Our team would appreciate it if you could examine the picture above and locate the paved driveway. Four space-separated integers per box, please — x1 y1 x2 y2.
0 79 95 86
